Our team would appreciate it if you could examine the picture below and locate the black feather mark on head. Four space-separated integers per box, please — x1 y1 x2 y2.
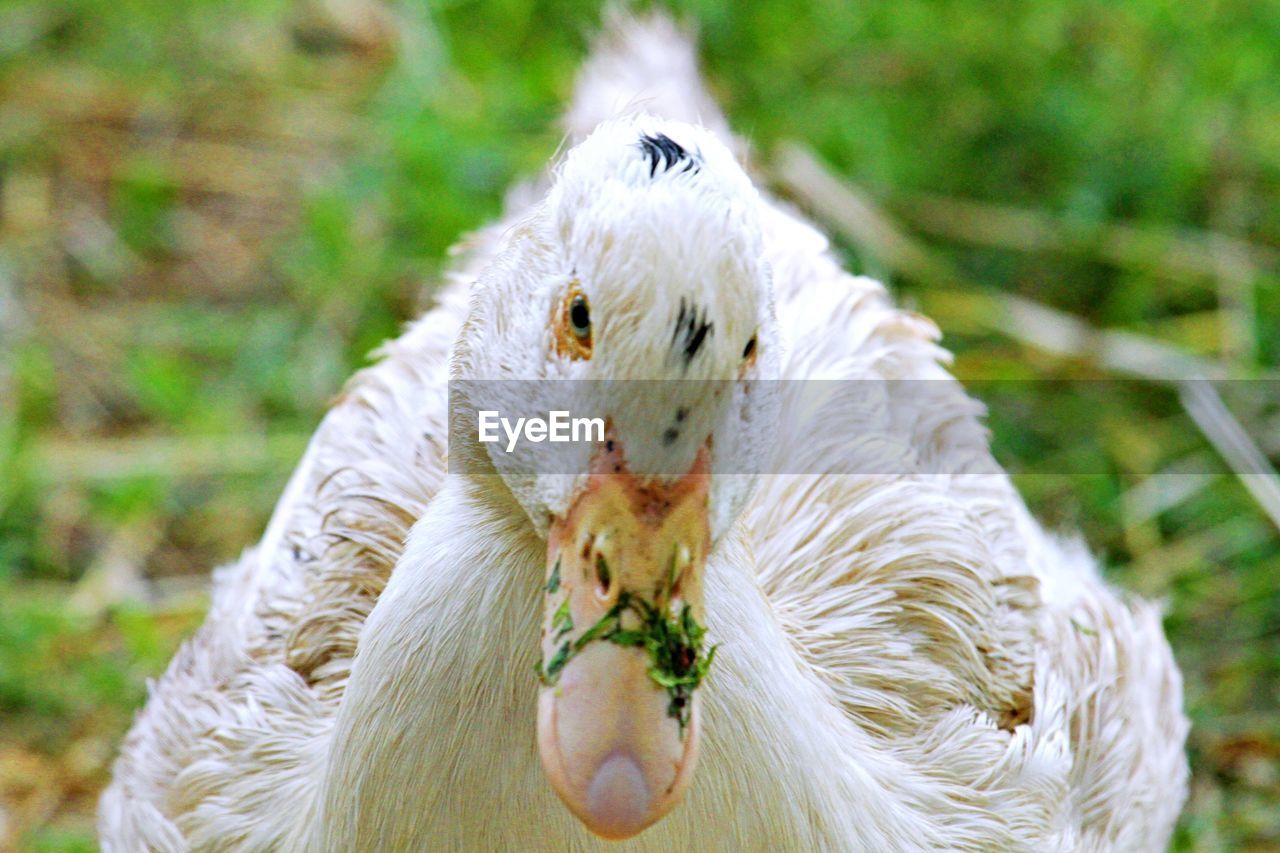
672 296 714 366
638 133 700 179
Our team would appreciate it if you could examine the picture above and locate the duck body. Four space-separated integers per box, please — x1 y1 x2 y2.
101 14 1188 852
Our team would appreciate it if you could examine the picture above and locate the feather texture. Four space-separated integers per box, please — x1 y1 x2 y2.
100 13 1188 851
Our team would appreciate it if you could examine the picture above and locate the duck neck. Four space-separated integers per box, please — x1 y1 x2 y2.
313 472 921 850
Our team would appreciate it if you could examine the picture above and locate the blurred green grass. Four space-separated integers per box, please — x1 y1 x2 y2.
0 0 1277 848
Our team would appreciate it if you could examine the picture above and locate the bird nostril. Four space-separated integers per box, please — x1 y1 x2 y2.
668 544 691 597
595 555 613 598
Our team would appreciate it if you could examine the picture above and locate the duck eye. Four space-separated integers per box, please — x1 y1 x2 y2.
742 335 757 361
570 295 591 339
553 285 593 361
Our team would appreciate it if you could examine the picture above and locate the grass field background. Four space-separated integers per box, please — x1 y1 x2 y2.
1 1 1277 849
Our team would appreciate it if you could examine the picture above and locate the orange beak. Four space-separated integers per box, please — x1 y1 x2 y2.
536 439 714 840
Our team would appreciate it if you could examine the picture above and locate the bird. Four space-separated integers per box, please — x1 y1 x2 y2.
100 12 1189 851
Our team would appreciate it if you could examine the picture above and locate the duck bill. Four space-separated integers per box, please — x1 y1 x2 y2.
536 442 713 840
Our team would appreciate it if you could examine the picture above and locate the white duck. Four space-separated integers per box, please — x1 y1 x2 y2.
101 13 1189 851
